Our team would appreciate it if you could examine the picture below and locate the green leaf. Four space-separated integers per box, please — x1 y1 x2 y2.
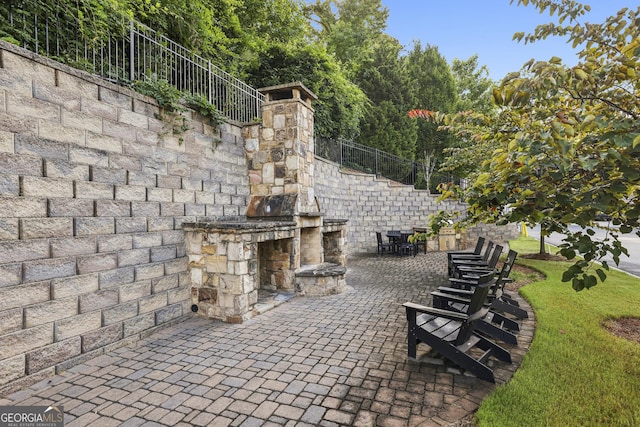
572 277 585 291
620 225 633 233
562 269 575 282
560 248 576 260
584 275 597 289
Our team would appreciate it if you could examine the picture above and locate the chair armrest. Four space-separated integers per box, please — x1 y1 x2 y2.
402 302 468 320
454 260 489 266
430 291 472 305
450 253 482 259
456 265 493 272
436 286 473 297
448 277 481 287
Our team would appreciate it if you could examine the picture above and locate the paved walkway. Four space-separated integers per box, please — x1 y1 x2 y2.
1 252 534 426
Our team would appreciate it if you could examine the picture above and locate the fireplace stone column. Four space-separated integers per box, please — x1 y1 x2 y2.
185 82 348 323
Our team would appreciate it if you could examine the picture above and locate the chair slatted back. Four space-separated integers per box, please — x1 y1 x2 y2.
487 245 504 269
499 250 517 280
455 272 495 345
494 249 518 294
472 236 486 255
481 241 495 262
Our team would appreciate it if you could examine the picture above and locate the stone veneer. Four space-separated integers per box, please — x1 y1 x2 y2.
185 83 349 323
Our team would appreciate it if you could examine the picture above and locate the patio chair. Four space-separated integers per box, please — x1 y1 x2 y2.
447 237 486 275
398 231 417 256
376 231 394 255
411 231 427 254
451 244 503 279
438 250 529 328
403 272 512 383
449 240 493 276
441 249 528 320
432 250 520 345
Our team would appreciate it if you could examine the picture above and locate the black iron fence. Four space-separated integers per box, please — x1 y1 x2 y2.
1 0 264 123
315 137 463 192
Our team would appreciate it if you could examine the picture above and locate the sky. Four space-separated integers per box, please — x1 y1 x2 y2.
381 0 634 80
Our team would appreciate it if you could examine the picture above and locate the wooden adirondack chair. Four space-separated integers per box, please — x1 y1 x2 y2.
449 241 494 275
440 250 528 320
452 244 503 279
447 237 486 276
432 250 522 345
403 272 512 383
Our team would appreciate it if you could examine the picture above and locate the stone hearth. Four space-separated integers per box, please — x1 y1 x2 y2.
184 82 348 323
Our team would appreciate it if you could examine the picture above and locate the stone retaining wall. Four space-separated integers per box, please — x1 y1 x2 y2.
0 41 250 393
313 157 519 253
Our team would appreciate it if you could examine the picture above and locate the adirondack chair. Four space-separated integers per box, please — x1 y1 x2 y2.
440 250 528 320
448 236 485 259
403 272 512 383
432 252 520 345
447 237 486 276
452 244 503 279
449 241 494 276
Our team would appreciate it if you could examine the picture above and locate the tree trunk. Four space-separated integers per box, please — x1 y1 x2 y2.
539 233 547 254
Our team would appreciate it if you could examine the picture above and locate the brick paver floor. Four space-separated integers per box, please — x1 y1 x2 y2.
0 252 534 426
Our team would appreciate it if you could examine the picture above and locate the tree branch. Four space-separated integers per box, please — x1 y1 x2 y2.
566 89 638 119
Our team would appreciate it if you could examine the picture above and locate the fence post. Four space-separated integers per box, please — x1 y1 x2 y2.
34 14 38 54
208 60 213 105
256 89 260 121
129 21 134 82
375 148 379 177
412 161 416 186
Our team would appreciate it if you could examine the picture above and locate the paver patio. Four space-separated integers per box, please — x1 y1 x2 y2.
0 252 534 426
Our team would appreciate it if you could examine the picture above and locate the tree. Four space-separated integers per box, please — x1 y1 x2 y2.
244 43 367 140
358 101 417 159
304 0 389 78
354 35 417 158
451 54 495 113
405 42 458 189
156 0 309 73
423 55 496 182
418 1 640 290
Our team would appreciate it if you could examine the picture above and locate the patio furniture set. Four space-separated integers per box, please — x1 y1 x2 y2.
376 230 426 256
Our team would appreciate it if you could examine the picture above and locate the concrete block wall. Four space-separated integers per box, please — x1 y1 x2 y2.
0 41 249 394
314 157 519 253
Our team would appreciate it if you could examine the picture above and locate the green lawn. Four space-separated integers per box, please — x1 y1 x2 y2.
476 238 640 427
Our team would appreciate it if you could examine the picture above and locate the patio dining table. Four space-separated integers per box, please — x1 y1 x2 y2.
386 230 415 255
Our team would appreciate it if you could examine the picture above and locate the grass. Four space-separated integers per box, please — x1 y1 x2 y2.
476 237 640 427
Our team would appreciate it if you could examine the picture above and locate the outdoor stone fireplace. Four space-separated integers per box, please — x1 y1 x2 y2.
184 82 348 323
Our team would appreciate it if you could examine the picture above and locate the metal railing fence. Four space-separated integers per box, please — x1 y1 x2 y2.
316 137 461 192
1 0 264 123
